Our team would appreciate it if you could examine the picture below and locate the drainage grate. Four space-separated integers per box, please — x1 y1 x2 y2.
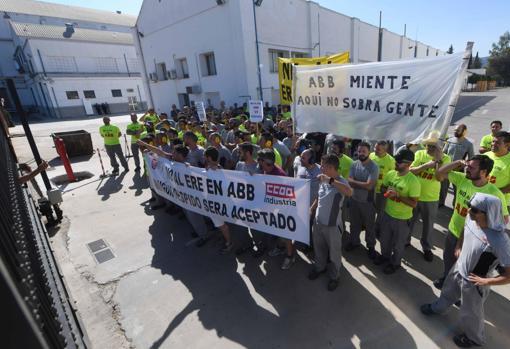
86 239 115 264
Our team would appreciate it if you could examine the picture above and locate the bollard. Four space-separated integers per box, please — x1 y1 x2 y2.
54 137 76 182
97 148 108 178
124 134 132 158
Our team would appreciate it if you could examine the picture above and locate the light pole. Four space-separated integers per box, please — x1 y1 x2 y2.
252 0 263 101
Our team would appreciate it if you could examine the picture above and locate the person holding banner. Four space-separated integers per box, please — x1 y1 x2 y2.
345 142 379 260
409 133 451 262
375 149 420 274
183 131 205 168
434 155 508 289
257 148 295 269
204 147 234 254
308 154 352 291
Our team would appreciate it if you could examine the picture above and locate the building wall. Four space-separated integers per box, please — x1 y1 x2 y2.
136 0 446 111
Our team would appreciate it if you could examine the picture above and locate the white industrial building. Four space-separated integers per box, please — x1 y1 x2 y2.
0 0 147 118
135 0 444 113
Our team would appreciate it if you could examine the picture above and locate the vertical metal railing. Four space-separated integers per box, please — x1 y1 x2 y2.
0 111 87 348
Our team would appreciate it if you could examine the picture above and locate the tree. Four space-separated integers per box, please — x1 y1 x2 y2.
447 45 454 54
472 52 482 69
488 31 510 85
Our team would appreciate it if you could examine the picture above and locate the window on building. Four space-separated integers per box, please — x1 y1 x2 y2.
200 52 217 76
111 89 122 97
156 62 168 80
291 52 309 58
83 90 96 99
126 88 134 93
66 91 79 100
268 49 289 73
176 58 189 79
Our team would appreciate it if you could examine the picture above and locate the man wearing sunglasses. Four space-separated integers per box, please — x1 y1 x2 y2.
409 132 451 262
435 155 509 289
421 193 510 348
375 148 421 274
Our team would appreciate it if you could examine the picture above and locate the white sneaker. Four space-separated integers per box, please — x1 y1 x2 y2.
281 256 296 270
268 246 285 257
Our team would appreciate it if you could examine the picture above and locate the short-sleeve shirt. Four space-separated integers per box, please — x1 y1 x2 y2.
457 217 510 279
369 152 396 193
486 151 510 203
383 170 421 220
186 146 205 167
217 145 232 168
448 171 509 238
444 137 475 161
480 134 493 150
338 154 353 179
144 113 159 124
296 164 321 203
411 150 451 202
349 160 379 202
316 176 350 226
235 161 260 174
99 124 121 145
126 122 144 144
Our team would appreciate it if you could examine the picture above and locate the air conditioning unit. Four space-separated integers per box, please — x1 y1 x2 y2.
149 73 158 82
216 0 226 5
168 69 177 80
185 85 202 94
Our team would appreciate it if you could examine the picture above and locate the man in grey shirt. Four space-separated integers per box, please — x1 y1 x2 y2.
440 124 475 206
345 142 379 259
295 149 321 203
309 154 353 291
183 131 204 167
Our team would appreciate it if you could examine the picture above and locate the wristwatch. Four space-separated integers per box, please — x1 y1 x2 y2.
329 177 335 185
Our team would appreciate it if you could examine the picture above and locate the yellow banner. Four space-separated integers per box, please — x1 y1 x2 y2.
278 52 350 105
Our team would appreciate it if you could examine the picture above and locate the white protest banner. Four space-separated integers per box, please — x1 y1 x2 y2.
293 43 472 143
145 154 311 244
248 100 264 123
196 101 206 121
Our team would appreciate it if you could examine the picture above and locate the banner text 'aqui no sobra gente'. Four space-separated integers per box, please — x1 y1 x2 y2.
292 51 470 143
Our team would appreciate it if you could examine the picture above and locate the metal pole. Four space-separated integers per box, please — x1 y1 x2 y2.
6 79 52 190
252 1 264 101
377 11 383 62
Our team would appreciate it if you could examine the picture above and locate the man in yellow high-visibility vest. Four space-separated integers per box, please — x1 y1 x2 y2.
99 116 128 175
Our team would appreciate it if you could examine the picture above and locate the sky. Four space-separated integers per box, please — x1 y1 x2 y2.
48 0 510 57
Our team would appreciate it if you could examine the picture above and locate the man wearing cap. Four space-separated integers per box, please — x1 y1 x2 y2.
485 131 510 210
375 149 420 274
99 116 128 175
409 132 451 262
369 140 396 238
479 120 502 154
440 124 474 206
421 193 510 348
126 113 144 171
435 155 508 289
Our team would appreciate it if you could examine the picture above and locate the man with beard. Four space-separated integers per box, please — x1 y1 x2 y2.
440 124 474 206
345 142 379 259
434 155 508 289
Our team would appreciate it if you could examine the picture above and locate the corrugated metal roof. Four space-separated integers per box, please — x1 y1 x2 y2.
10 21 134 45
0 0 136 27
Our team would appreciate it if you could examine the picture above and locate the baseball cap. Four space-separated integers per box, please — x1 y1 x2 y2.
394 148 415 163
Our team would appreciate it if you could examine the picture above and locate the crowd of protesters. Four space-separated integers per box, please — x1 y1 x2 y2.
98 103 510 348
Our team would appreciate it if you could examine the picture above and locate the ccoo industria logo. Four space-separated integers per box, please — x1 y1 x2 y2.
264 183 297 207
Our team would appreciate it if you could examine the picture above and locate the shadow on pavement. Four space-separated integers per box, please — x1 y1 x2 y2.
97 172 126 201
451 95 496 124
146 212 418 349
